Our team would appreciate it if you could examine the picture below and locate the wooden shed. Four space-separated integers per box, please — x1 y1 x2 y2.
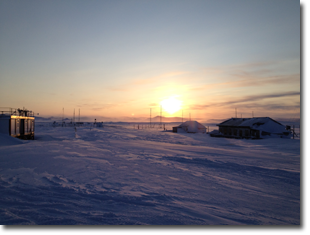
0 108 35 140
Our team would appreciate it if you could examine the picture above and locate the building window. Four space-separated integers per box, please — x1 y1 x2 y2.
221 127 227 135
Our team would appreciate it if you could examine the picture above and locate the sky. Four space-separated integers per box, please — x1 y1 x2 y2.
0 0 300 122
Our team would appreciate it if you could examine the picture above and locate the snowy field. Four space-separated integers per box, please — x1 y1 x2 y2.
0 122 300 225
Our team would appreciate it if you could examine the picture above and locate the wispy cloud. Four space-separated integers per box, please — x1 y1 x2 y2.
132 71 189 85
190 73 300 91
224 91 300 105
189 91 300 110
76 101 125 111
106 71 189 91
190 59 299 91
231 102 300 111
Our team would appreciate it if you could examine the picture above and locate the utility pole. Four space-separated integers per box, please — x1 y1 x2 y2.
150 108 152 128
160 105 162 128
62 108 64 127
79 109 80 122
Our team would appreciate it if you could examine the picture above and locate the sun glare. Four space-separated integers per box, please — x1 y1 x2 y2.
160 97 182 115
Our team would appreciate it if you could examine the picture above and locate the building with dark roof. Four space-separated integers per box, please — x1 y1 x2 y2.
211 117 291 139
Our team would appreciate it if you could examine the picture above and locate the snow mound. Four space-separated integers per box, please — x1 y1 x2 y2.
0 133 24 146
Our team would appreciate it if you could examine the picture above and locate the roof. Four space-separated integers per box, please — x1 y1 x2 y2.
217 118 246 127
176 121 206 133
217 117 287 134
178 120 206 128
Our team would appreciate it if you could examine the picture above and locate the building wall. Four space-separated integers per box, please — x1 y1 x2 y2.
219 126 256 138
0 116 35 139
0 119 10 134
183 126 206 133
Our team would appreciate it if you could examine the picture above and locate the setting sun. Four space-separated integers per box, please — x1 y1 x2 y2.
160 96 182 115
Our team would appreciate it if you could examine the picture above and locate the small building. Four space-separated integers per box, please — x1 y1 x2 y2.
213 117 291 139
173 120 206 133
0 108 35 140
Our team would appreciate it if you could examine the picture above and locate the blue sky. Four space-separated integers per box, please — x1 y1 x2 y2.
0 0 300 121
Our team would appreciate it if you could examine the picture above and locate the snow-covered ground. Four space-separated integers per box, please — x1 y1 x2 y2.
0 123 300 225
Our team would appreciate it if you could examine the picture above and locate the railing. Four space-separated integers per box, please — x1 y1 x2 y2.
0 107 35 117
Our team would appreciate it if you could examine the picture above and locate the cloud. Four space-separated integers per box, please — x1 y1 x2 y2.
106 71 189 91
132 71 189 85
190 59 299 91
190 73 300 91
189 91 300 110
223 91 300 106
75 102 117 111
232 102 300 111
